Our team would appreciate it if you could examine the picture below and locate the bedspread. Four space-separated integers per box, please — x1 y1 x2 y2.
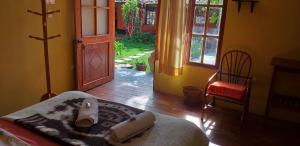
2 91 209 146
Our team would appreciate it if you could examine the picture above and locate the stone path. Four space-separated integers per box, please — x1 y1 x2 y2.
115 51 153 68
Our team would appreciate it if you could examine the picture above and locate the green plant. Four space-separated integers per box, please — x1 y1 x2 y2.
190 40 202 59
197 7 206 15
134 14 141 34
196 2 220 25
114 40 127 55
123 33 156 44
209 11 218 24
135 58 146 65
122 0 139 36
210 0 222 5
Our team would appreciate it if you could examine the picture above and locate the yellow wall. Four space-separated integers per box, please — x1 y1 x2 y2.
0 0 299 119
155 0 300 116
0 0 75 116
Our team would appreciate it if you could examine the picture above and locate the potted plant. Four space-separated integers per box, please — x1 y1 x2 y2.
135 58 147 71
208 10 219 28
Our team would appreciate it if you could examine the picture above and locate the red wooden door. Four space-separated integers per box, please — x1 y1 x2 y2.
75 0 115 91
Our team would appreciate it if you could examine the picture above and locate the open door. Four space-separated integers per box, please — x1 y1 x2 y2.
75 0 115 91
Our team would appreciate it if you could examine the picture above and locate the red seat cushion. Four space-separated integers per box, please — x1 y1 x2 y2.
207 81 246 100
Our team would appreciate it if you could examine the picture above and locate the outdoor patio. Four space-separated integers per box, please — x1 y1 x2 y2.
115 68 153 88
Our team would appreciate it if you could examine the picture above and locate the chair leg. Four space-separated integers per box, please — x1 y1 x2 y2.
201 105 205 122
211 96 216 106
245 102 249 117
201 96 207 122
240 100 249 128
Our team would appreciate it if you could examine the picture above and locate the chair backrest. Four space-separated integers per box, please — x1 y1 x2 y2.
219 50 252 84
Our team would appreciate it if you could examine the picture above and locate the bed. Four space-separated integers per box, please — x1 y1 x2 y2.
0 91 209 146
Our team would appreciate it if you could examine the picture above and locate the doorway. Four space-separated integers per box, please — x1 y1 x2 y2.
114 0 158 84
74 0 159 91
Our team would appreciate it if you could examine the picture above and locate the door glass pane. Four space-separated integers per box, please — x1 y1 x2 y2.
210 0 223 5
196 0 208 5
82 0 95 36
82 0 93 5
97 9 108 35
192 6 206 35
207 7 222 36
97 0 108 7
189 35 203 63
203 37 218 65
97 0 108 35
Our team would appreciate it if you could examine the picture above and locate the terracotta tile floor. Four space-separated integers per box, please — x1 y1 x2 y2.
87 68 300 146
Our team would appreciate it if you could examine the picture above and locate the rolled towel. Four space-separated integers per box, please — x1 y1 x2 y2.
75 98 99 128
107 111 156 143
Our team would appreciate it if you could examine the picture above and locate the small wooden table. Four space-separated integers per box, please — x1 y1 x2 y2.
265 57 300 119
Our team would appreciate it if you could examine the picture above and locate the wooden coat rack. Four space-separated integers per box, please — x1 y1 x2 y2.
28 0 61 101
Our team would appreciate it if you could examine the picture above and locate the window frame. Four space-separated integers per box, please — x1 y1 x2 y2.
144 5 157 26
186 0 228 69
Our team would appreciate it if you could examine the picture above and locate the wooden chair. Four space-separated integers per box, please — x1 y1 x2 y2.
202 50 252 127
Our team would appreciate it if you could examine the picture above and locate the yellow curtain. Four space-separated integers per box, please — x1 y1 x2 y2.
156 0 188 76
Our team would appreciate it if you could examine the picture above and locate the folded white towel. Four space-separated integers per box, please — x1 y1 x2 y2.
107 111 156 144
75 98 99 128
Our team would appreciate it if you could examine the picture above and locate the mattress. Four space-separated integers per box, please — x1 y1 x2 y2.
1 91 209 146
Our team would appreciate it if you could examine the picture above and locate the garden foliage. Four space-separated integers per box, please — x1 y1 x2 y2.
121 0 139 36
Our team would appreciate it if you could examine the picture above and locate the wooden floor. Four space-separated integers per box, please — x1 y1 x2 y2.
87 68 300 146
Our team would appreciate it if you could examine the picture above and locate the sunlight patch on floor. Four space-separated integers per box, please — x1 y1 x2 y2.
185 115 201 127
120 82 139 88
209 142 220 146
117 70 132 77
125 96 150 110
133 71 147 77
203 119 216 136
184 115 219 145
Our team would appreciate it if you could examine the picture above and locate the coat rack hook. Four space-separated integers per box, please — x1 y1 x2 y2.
28 35 44 41
47 34 61 40
47 9 60 15
27 10 42 16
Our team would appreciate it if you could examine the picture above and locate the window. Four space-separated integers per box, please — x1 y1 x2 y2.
145 5 157 26
188 0 227 67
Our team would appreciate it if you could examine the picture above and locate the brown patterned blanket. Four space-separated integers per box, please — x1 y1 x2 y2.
13 98 144 146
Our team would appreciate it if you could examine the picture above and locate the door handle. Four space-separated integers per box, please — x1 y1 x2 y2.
74 40 83 44
74 39 84 50
76 39 83 43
